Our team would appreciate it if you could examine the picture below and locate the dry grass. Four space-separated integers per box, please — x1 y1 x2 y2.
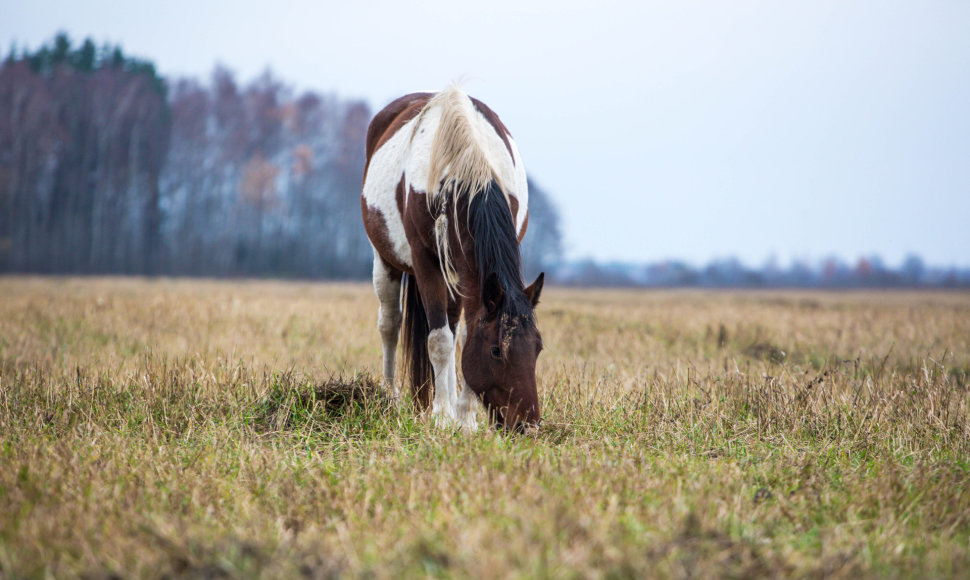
1 277 969 578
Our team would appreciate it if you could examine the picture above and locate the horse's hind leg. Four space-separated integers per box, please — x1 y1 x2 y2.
372 251 402 399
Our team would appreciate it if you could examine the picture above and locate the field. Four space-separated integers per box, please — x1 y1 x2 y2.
1 277 969 578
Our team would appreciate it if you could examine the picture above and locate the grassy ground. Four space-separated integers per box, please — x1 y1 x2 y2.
1 277 968 578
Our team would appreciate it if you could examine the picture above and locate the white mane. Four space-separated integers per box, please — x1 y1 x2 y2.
423 86 507 201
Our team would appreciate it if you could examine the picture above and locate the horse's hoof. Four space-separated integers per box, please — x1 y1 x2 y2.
431 410 459 430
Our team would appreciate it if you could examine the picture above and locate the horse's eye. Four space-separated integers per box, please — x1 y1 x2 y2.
490 346 502 359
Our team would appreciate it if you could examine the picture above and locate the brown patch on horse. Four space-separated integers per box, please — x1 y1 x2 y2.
402 185 437 254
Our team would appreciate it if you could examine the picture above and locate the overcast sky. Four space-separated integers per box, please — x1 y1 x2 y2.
5 0 970 266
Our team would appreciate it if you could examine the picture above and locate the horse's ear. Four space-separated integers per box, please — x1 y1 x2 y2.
525 272 545 307
483 273 504 318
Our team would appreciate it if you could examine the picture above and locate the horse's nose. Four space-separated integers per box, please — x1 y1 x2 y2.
511 422 540 436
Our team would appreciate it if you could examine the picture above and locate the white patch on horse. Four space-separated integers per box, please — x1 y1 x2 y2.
361 118 419 269
427 325 458 424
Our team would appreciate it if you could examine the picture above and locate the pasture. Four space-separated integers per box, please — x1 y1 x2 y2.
1 277 968 578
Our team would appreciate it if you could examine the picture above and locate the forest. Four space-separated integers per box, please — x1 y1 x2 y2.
0 34 563 279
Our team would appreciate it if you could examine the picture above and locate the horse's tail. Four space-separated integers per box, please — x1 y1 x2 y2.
400 272 433 410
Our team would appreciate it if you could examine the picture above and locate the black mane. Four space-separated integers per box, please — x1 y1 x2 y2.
468 181 535 326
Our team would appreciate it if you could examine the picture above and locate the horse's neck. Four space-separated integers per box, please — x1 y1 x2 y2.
456 231 524 315
456 236 484 311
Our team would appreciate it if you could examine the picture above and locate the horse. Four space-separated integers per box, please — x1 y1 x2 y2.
360 86 544 432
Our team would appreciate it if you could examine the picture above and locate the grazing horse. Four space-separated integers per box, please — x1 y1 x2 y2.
360 86 544 431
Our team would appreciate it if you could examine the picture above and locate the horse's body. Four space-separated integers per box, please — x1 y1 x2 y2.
361 87 544 431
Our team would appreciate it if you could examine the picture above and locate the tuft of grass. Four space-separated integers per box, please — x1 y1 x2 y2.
255 372 394 434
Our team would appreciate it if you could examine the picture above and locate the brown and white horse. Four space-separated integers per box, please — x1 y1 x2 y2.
360 86 544 431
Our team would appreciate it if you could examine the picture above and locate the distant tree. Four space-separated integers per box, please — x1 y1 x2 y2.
51 33 70 63
74 39 96 72
901 255 925 286
108 47 125 69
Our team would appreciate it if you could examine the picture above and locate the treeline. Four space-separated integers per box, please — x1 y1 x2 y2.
0 34 563 279
0 35 168 274
557 255 970 289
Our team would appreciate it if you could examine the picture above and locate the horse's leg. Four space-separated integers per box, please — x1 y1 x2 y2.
412 248 459 425
455 314 482 431
372 250 402 400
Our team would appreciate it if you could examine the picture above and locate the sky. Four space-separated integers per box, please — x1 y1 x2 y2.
4 0 970 267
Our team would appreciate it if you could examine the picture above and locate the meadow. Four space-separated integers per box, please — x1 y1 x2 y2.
1 277 968 578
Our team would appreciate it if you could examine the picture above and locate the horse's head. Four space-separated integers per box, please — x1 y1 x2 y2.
463 272 544 432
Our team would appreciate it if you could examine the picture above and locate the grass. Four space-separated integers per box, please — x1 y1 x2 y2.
1 277 969 578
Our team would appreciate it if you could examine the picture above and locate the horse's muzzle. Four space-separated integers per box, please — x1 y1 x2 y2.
508 420 541 436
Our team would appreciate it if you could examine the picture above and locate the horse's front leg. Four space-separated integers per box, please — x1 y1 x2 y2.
455 315 482 431
412 249 459 425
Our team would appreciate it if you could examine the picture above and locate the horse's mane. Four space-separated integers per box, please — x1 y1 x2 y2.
423 86 508 204
469 183 536 331
416 85 514 298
